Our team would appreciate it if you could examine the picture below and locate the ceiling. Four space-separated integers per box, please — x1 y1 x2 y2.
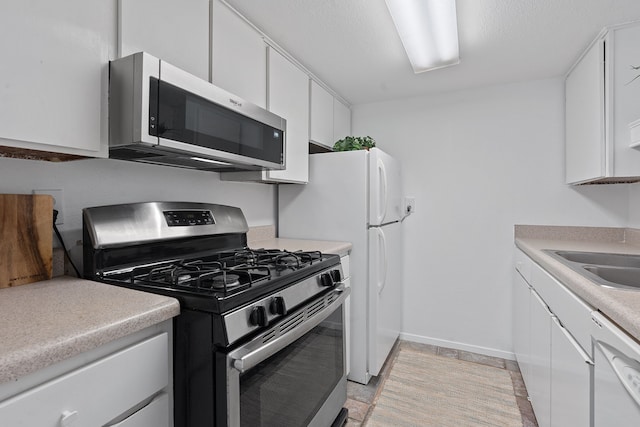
224 0 640 105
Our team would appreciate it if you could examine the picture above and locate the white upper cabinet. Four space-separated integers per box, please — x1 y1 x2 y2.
310 80 335 148
263 48 310 183
0 0 116 158
221 47 309 183
119 0 210 81
566 22 640 184
310 80 352 151
333 98 352 143
211 0 266 108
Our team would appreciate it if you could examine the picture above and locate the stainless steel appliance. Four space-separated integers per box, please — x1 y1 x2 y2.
592 311 640 426
109 52 286 172
83 201 349 427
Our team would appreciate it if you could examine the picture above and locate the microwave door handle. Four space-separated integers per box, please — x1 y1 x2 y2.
231 287 350 373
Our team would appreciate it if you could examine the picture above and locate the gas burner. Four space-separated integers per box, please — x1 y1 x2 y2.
210 273 242 289
273 253 302 270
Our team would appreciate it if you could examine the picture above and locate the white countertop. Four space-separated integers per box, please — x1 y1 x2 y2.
247 225 352 256
0 277 179 384
515 225 640 342
250 237 352 256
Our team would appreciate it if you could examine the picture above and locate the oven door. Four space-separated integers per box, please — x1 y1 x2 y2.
224 286 350 427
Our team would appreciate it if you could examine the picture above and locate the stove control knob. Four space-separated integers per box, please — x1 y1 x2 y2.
270 296 287 315
320 272 335 288
249 306 268 327
330 269 342 283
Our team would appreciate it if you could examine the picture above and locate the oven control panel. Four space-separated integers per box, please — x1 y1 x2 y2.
163 210 215 226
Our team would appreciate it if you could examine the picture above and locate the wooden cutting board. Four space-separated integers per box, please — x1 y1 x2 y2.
0 194 53 287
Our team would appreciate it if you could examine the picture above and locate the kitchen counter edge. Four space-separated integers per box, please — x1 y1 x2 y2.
249 237 352 257
0 276 180 384
515 225 640 342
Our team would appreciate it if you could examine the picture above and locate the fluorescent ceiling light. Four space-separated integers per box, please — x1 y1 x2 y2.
385 0 460 73
190 157 232 166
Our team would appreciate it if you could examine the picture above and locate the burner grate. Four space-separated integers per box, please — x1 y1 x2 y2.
230 249 323 271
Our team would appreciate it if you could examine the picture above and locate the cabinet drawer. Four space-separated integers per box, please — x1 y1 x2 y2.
107 392 169 427
532 264 593 352
0 333 169 427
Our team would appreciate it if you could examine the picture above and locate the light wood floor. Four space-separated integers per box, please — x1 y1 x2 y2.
345 340 538 426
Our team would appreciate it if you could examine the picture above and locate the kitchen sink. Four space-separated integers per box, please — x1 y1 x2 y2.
582 265 640 289
552 250 640 268
544 250 640 290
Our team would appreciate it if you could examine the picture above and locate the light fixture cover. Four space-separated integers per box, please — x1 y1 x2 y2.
385 0 460 73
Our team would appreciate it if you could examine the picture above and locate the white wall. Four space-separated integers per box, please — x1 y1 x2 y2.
0 157 276 269
352 77 629 358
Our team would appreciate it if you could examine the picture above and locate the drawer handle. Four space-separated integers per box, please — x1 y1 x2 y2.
60 410 79 427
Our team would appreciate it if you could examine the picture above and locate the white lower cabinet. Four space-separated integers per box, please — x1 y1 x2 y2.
550 317 592 427
108 392 169 427
0 332 170 427
529 290 552 427
513 271 531 386
513 248 593 427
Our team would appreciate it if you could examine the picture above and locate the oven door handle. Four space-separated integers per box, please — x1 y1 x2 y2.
230 286 350 373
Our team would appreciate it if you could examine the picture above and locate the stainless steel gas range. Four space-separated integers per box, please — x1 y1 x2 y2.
82 201 350 427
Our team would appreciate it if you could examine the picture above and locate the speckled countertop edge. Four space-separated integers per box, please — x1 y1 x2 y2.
515 225 640 341
0 277 180 384
247 225 352 256
249 237 352 257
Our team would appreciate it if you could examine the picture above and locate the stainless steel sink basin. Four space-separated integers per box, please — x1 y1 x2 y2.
582 265 640 289
544 249 640 290
552 250 640 268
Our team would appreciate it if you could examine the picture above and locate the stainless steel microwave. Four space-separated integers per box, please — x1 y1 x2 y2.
109 52 286 171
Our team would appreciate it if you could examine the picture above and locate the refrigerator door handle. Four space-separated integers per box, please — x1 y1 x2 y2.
377 228 388 294
377 158 388 224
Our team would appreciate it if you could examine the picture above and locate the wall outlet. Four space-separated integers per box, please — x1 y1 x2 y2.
33 189 64 225
404 197 416 215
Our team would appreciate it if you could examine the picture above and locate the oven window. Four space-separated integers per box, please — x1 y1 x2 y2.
239 306 344 427
150 78 283 165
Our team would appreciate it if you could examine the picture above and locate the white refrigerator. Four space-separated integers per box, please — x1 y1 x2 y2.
279 147 404 384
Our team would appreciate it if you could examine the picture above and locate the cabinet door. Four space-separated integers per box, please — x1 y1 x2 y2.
310 80 334 148
265 48 309 183
550 317 592 427
211 0 266 108
119 0 209 81
565 35 606 184
529 290 552 427
609 24 640 177
107 392 169 427
0 0 115 157
513 271 531 387
0 333 169 427
333 98 352 144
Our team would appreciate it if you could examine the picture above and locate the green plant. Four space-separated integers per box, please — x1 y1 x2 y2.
332 136 376 151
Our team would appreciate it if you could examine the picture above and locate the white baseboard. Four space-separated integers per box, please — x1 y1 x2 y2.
399 332 516 361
